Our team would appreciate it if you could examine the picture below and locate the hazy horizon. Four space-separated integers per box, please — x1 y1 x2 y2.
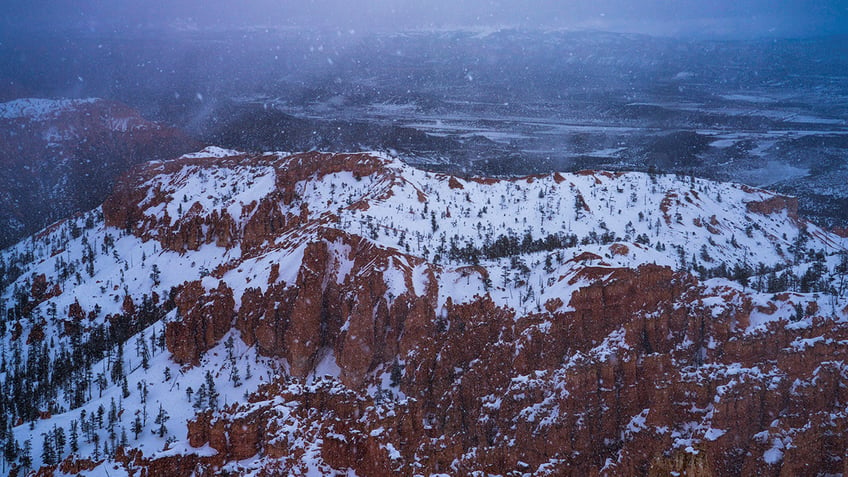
3 0 848 39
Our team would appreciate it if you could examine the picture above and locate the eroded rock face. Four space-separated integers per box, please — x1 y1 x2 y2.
177 259 848 476
234 228 437 389
165 280 235 365
746 194 799 219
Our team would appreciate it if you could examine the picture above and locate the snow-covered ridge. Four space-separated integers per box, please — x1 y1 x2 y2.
5 148 845 330
0 98 100 121
1 148 847 475
128 149 844 272
179 146 244 159
0 97 160 134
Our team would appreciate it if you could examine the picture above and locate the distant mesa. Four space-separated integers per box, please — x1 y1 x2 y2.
0 97 200 248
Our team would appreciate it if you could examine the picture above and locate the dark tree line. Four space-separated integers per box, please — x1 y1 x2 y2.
443 230 587 264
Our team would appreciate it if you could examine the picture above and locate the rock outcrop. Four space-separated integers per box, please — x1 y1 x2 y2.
165 280 235 365
745 194 799 219
181 257 848 476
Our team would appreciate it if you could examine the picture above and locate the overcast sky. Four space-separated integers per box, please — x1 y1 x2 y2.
5 0 848 38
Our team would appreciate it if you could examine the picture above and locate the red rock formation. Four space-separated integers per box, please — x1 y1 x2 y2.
832 226 848 238
250 261 841 476
241 194 293 254
746 195 799 219
544 297 563 312
165 280 235 365
610 243 630 255
235 227 436 388
25 321 45 344
660 192 678 224
58 457 100 474
569 251 603 263
67 300 85 321
22 273 61 315
576 170 604 184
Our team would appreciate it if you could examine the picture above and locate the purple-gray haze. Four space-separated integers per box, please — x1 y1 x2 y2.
4 0 847 38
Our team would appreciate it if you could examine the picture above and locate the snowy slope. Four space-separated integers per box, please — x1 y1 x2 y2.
1 147 847 476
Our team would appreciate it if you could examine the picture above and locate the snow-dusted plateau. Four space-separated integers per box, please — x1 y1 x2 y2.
1 145 847 476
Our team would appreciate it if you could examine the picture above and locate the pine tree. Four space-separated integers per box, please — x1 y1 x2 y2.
96 372 108 398
53 425 65 457
205 371 218 410
225 336 235 364
111 342 125 385
574 194 586 220
20 439 31 469
543 254 553 273
3 436 17 465
153 404 169 438
390 359 403 387
150 264 161 287
96 404 105 429
226 337 241 387
108 425 117 455
108 398 118 429
69 420 79 454
150 327 157 356
137 380 148 404
131 415 143 440
193 384 207 410
136 335 150 370
41 432 55 466
157 327 166 352
836 251 848 296
230 364 242 388
79 410 88 442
